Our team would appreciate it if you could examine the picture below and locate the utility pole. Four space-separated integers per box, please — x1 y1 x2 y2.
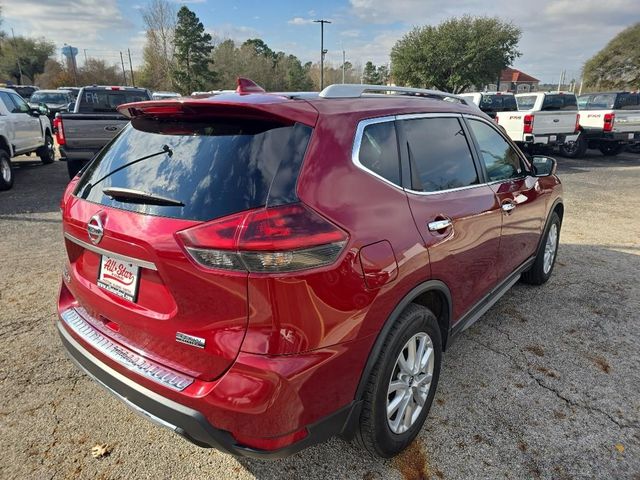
119 51 127 85
84 49 88 65
342 49 346 84
314 19 331 90
11 29 24 85
127 49 135 87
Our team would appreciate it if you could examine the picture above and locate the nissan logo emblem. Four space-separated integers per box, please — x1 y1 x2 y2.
87 214 104 245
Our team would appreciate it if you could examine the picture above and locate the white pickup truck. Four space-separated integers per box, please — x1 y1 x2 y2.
0 87 54 190
498 92 580 151
561 91 640 157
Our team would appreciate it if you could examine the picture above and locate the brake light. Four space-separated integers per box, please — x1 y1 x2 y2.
177 203 349 273
523 114 534 134
106 86 122 90
53 117 65 145
574 113 580 133
604 113 615 132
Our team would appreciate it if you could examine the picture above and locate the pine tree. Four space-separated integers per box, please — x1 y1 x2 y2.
173 6 214 94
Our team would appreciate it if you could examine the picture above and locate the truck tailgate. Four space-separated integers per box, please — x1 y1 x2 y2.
61 114 129 150
532 111 578 135
613 111 640 133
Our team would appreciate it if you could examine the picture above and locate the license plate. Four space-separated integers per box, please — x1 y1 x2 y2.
629 133 635 140
549 135 557 142
98 255 140 302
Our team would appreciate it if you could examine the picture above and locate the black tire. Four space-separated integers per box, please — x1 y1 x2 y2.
626 143 640 154
66 158 84 179
37 133 55 164
522 211 561 285
0 150 14 191
598 141 623 156
559 134 587 158
356 303 442 457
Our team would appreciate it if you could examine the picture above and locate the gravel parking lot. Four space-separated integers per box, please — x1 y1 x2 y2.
1 151 639 480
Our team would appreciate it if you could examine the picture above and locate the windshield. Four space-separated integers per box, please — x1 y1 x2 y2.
75 118 312 221
516 95 537 110
78 89 150 113
480 94 517 112
31 92 68 104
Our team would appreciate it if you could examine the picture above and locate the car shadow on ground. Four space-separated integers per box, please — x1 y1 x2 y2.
555 149 640 175
231 242 639 480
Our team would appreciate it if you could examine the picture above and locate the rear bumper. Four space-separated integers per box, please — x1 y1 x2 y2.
57 301 362 458
58 146 99 162
581 129 640 142
522 133 578 145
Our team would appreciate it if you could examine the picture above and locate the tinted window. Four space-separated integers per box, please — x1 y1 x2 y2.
9 86 37 99
75 118 312 221
516 95 537 110
480 94 517 112
541 94 578 111
9 93 29 113
31 92 69 104
0 92 14 112
468 119 523 182
358 121 400 185
78 89 150 113
403 117 478 192
615 93 640 110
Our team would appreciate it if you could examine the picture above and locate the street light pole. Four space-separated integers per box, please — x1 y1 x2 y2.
314 19 331 90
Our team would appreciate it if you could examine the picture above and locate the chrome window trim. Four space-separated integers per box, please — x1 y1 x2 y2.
60 307 194 392
64 232 158 271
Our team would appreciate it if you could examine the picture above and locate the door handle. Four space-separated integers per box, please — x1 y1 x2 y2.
427 219 452 232
501 202 516 213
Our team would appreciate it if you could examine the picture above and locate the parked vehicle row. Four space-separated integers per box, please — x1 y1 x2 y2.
57 80 563 459
0 87 54 190
462 89 640 157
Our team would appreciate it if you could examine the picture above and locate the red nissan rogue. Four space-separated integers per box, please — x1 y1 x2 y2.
57 79 563 458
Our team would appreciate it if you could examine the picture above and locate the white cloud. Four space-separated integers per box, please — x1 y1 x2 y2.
340 29 361 38
207 24 259 44
288 17 315 26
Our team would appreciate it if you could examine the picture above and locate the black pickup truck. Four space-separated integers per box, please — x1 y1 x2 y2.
55 86 151 178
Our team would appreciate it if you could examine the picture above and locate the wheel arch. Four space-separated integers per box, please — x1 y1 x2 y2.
0 135 12 156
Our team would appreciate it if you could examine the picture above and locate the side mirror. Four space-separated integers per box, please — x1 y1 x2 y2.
38 103 50 116
531 156 557 177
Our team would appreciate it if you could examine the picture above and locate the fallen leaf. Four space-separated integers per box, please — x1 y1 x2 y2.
615 443 624 453
91 444 112 459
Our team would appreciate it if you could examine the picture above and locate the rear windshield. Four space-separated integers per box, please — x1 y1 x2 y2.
10 86 37 99
579 93 640 110
480 94 517 112
516 95 537 110
78 89 150 113
31 92 69 104
74 118 313 221
541 94 578 111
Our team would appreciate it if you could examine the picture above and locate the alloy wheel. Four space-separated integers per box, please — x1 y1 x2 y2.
543 223 558 274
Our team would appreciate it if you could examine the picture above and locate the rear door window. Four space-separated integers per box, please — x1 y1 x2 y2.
401 117 478 192
75 118 313 221
0 92 15 112
357 121 400 185
78 89 150 113
541 94 578 111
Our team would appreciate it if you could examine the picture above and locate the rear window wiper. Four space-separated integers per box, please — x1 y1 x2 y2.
81 145 173 197
102 187 184 207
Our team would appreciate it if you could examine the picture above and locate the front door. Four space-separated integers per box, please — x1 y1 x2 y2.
9 92 42 152
465 117 546 279
399 115 502 323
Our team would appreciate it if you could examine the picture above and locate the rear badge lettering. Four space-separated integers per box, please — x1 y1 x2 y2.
176 332 205 349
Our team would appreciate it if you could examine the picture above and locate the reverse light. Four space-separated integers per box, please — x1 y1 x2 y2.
177 203 349 273
523 114 534 134
53 117 65 145
604 113 615 132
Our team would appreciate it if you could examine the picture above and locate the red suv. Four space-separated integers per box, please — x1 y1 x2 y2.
58 80 563 458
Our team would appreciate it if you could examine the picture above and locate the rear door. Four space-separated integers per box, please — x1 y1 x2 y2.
398 114 502 322
465 117 545 279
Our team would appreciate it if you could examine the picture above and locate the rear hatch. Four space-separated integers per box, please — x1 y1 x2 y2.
61 99 316 380
534 93 579 135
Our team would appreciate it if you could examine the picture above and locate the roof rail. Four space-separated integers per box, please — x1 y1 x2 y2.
319 84 468 105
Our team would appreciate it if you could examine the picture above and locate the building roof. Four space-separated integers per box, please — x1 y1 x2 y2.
500 67 540 83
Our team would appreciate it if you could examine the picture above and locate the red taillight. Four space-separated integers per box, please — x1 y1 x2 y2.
494 115 500 124
177 203 349 273
604 113 615 132
575 113 580 133
53 117 65 145
523 114 534 134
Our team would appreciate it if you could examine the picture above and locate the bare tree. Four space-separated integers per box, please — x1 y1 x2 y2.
139 0 177 90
